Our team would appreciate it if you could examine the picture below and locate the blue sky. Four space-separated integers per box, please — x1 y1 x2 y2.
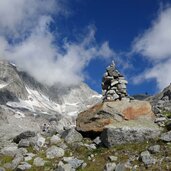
0 0 171 95
61 0 171 95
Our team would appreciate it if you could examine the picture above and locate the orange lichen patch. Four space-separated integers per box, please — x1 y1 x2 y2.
123 104 154 120
95 118 113 130
76 100 155 134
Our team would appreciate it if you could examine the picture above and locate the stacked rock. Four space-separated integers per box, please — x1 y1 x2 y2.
102 61 128 101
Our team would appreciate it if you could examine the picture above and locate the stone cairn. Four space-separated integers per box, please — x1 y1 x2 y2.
102 61 128 101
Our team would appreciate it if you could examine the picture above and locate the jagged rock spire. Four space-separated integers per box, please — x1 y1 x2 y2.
102 61 128 101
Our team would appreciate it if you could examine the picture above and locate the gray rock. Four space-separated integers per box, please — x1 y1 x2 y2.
0 167 6 171
154 117 166 123
140 151 156 165
93 136 102 145
101 126 161 147
17 148 28 156
90 154 94 158
33 157 46 167
108 156 118 162
113 94 120 100
50 135 61 145
0 146 27 162
104 162 116 171
18 139 30 148
81 162 87 169
61 128 83 144
152 106 161 114
36 134 45 148
111 81 119 87
46 146 64 159
58 143 68 150
108 90 116 94
55 163 75 171
63 157 84 169
84 143 96 150
88 156 91 161
0 145 18 157
10 154 24 170
115 163 126 171
24 153 35 161
119 80 128 84
117 84 126 90
13 131 36 143
160 131 171 142
17 162 32 170
148 145 160 154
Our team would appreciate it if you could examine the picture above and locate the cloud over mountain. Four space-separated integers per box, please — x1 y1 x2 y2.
0 0 115 86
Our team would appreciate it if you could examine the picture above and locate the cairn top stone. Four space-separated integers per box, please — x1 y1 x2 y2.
102 61 129 101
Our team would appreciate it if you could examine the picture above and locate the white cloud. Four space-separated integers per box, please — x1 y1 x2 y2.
0 0 60 37
133 7 171 60
133 59 171 90
0 0 115 87
132 6 171 90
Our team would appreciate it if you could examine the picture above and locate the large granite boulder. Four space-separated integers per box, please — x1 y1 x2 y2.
76 100 154 133
101 120 161 147
76 99 161 146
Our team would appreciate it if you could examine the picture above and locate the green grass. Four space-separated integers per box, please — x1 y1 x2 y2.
1 138 171 171
162 110 171 118
77 140 171 171
0 155 13 166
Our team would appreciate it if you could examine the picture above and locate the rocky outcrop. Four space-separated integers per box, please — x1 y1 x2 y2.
0 60 28 103
148 84 171 115
146 84 171 128
76 100 154 133
102 61 128 101
148 84 171 106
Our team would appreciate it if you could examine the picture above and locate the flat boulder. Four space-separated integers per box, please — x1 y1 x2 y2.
13 131 36 144
100 120 161 147
76 100 154 133
61 128 83 144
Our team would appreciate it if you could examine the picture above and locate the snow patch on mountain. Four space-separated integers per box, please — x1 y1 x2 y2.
0 60 102 147
0 83 8 89
6 86 100 117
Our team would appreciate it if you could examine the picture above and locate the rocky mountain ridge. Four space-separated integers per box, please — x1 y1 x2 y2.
0 60 101 147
